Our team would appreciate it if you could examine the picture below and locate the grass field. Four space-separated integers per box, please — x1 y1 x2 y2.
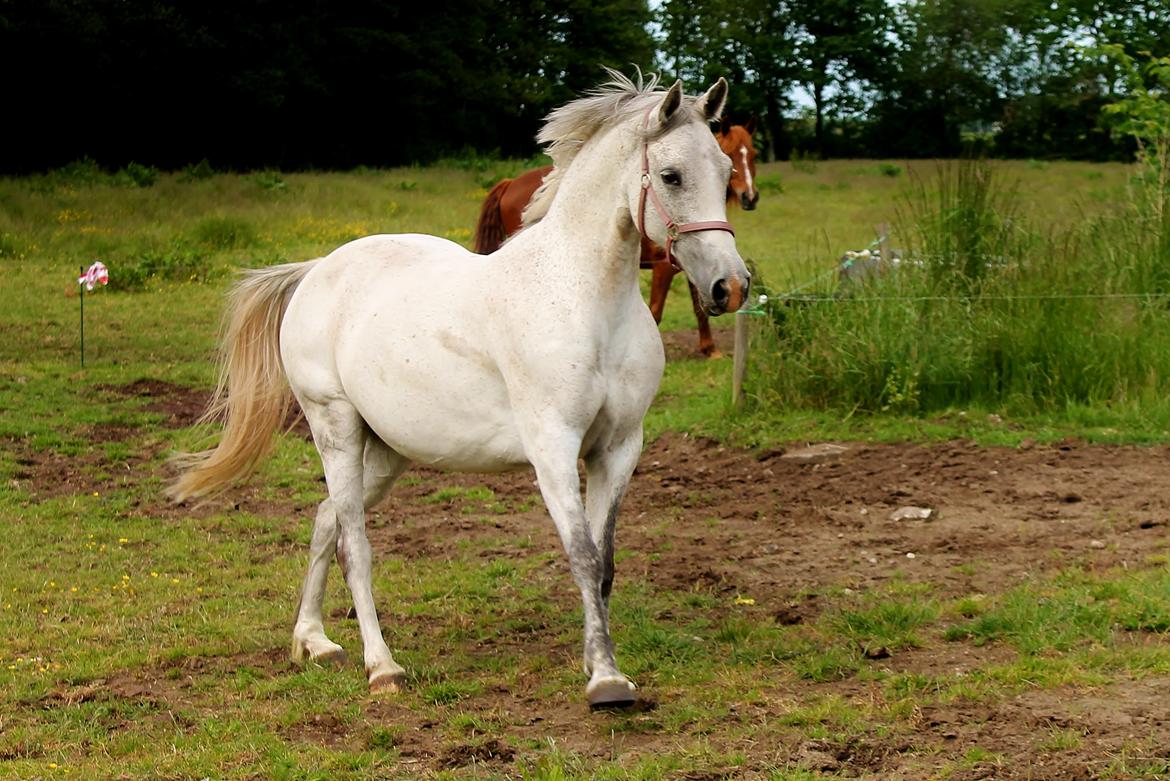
4 158 1170 780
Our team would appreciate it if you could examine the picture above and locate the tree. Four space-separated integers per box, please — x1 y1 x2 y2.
787 0 893 157
864 0 1015 157
656 0 798 160
0 0 656 171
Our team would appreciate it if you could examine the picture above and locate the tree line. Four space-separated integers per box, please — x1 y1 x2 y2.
1 0 1166 173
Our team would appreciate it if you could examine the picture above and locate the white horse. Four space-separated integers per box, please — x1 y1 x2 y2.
170 71 751 708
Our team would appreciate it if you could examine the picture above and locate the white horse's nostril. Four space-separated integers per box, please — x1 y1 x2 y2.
713 279 730 307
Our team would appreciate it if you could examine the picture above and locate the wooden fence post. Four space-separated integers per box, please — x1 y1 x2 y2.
732 310 748 410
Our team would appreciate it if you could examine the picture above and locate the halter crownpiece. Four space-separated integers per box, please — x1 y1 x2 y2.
637 107 735 270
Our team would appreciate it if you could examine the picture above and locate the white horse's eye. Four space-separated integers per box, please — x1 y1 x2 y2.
660 170 682 186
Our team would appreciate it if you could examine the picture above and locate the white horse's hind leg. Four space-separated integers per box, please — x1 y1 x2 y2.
300 399 407 693
291 437 408 668
291 498 346 664
529 431 636 708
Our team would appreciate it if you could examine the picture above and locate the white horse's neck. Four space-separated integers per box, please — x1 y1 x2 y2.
535 123 642 298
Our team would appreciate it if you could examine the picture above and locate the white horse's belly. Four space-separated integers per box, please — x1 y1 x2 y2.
346 349 528 471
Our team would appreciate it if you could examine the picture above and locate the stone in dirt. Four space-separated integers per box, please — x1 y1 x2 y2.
780 443 850 463
890 506 934 522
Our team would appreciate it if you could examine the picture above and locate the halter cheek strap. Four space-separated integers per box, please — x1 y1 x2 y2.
637 107 735 270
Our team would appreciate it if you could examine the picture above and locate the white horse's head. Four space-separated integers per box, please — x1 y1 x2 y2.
631 78 751 315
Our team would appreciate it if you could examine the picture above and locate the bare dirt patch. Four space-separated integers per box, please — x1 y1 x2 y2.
98 378 209 429
364 433 1170 609
660 325 735 361
16 375 1170 777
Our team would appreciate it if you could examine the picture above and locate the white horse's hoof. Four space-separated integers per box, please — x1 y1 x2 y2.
310 646 347 666
291 637 347 666
369 670 407 694
586 675 637 709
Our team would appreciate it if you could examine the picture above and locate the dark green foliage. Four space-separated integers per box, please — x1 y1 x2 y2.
251 171 287 193
2 0 1166 169
118 162 159 188
179 159 216 182
0 0 655 173
31 158 159 190
50 158 108 187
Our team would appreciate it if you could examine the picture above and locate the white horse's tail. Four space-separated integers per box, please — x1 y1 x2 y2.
168 260 319 503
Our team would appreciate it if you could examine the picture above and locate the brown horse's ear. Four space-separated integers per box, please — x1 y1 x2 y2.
695 77 728 123
745 115 757 135
658 80 684 126
720 115 732 135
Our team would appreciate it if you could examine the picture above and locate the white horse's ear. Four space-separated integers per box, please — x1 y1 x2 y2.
696 78 729 123
658 80 684 126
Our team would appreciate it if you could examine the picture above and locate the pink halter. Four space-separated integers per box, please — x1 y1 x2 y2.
637 107 735 270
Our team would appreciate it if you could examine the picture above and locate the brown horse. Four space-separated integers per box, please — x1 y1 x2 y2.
474 119 759 357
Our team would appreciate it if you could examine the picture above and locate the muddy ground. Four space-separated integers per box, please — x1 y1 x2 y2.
14 344 1170 779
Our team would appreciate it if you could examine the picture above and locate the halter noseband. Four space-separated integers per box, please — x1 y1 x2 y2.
637 107 735 270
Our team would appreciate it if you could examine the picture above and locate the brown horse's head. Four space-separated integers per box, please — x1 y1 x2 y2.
716 117 759 211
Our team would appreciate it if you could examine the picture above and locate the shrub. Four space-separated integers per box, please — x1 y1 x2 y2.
118 162 158 188
252 170 287 192
179 159 215 182
34 158 159 189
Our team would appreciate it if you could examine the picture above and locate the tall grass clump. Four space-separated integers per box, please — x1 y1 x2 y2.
753 153 1170 417
191 215 258 250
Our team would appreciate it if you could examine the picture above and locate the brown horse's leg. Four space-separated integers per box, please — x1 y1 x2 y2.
647 262 675 325
689 281 719 358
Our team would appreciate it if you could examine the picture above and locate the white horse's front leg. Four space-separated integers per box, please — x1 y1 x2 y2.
529 434 636 708
581 430 643 704
585 430 642 610
304 400 406 693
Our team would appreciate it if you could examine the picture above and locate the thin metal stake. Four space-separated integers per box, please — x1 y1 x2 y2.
79 265 85 368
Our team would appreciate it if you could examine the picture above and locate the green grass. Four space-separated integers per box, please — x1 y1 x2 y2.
3 159 1170 778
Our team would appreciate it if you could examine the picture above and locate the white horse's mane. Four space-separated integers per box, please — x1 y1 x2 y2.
522 68 702 228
